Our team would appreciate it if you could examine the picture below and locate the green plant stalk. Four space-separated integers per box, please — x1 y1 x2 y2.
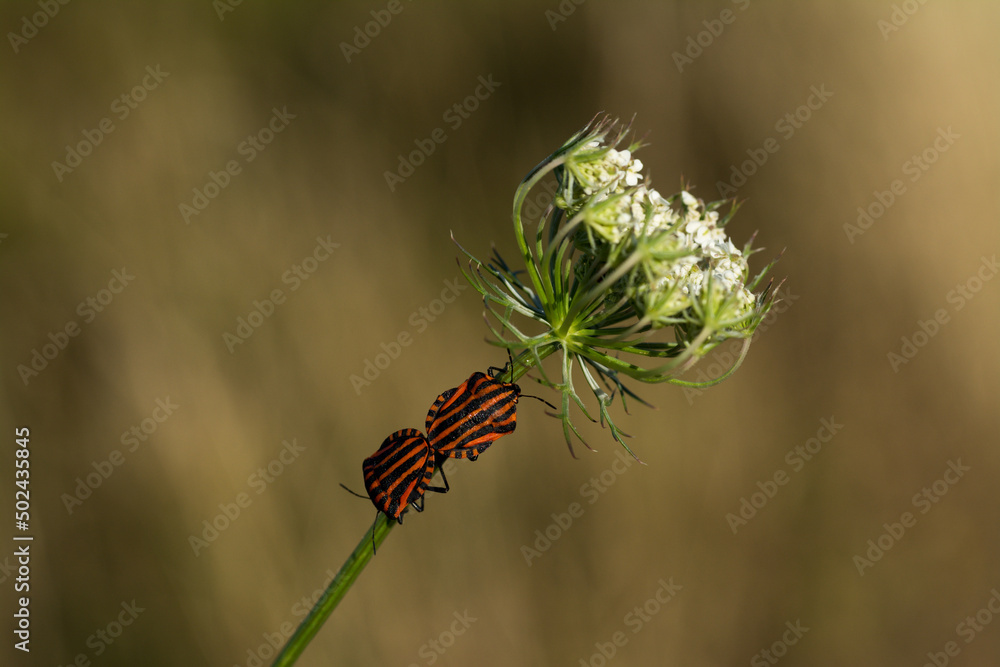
272 347 554 666
271 514 395 667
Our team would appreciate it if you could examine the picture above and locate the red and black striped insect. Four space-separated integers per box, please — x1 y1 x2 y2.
425 357 554 461
360 428 449 523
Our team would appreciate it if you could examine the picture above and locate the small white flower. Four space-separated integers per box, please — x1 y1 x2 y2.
684 218 715 247
711 256 747 292
611 148 631 166
623 157 643 187
680 264 704 297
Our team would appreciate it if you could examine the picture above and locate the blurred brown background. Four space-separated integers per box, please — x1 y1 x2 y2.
1 2 998 665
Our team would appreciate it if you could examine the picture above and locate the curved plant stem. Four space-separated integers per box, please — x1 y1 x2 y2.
272 347 554 666
271 513 394 666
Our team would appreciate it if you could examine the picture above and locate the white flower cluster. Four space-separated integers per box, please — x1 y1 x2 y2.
576 142 644 194
561 144 756 328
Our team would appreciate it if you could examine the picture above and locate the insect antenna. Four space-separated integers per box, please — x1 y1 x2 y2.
338 483 369 500
339 484 382 554
519 393 557 411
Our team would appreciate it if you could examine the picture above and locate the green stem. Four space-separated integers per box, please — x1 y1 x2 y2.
271 514 394 666
512 157 564 307
271 346 556 666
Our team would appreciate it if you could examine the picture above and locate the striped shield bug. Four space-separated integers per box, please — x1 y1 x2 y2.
361 428 449 523
425 353 555 461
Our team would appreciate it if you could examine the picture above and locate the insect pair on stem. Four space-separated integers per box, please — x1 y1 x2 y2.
341 353 554 549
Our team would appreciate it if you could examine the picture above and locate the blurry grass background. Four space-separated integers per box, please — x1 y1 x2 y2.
1 2 998 665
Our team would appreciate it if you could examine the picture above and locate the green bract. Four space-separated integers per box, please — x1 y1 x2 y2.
456 114 781 459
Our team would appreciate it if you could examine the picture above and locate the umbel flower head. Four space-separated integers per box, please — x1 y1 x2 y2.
456 114 781 459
